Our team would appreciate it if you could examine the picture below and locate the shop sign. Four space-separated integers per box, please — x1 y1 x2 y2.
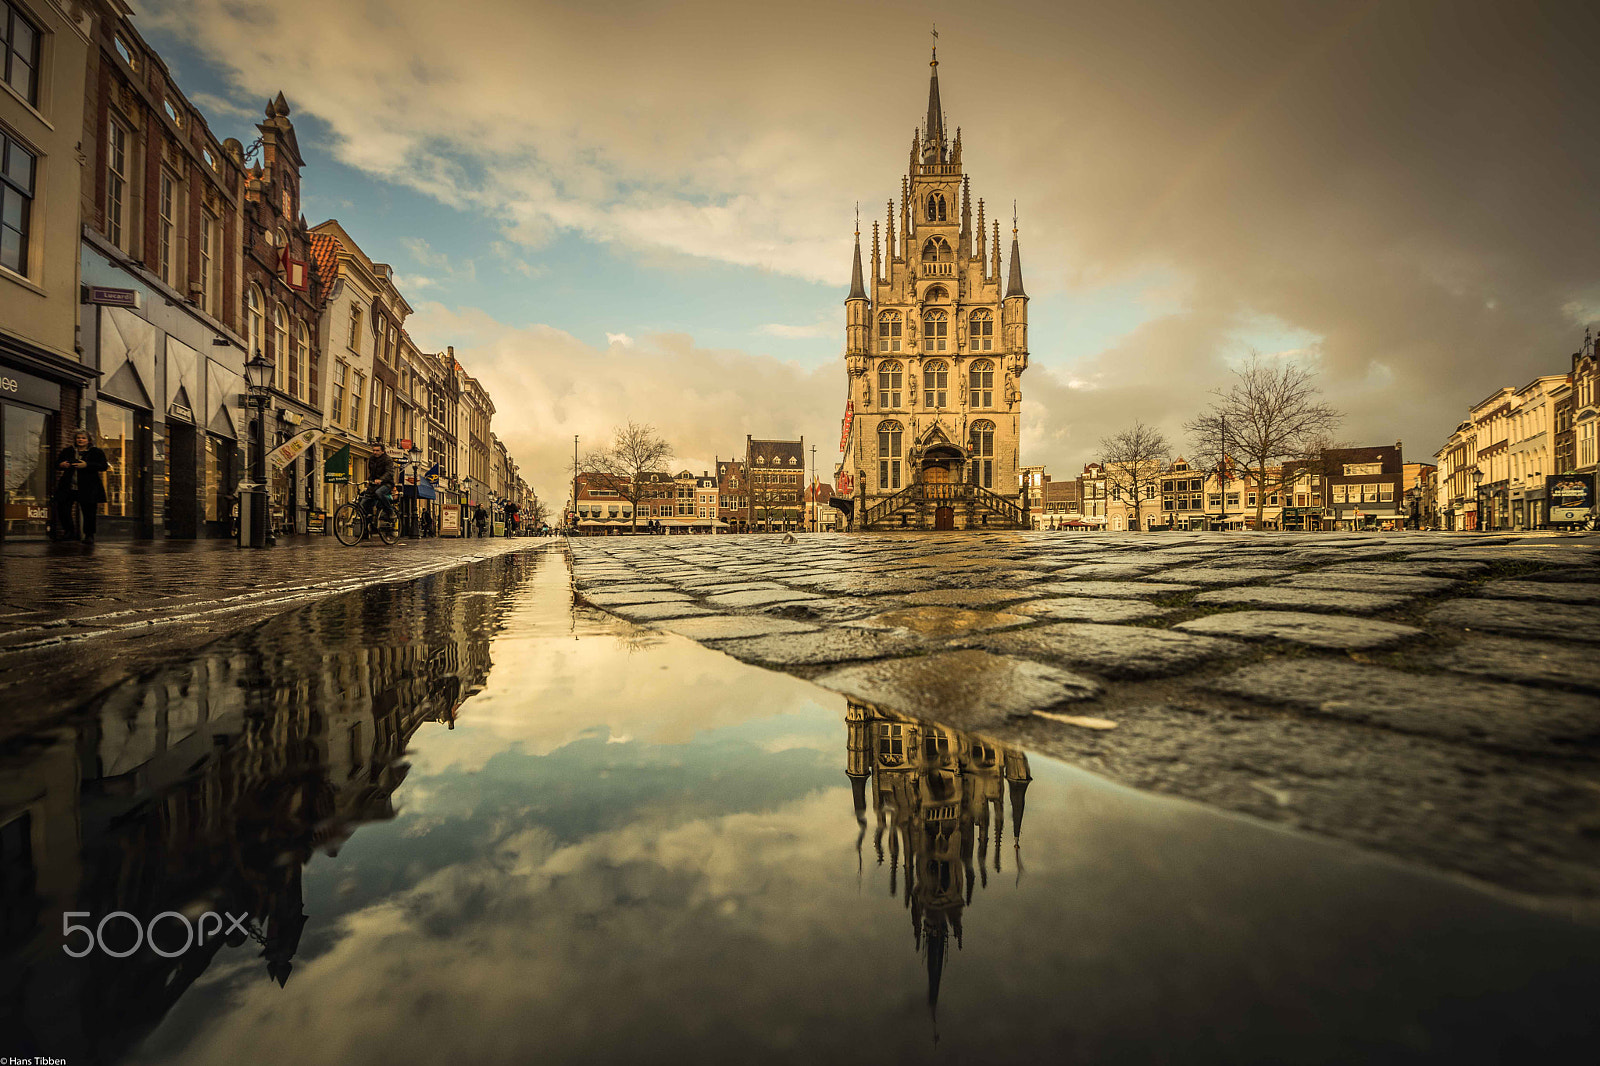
5 502 50 520
839 401 854 452
1547 473 1595 522
1 366 62 410
168 403 193 423
440 507 461 535
83 285 142 308
324 444 351 484
307 511 327 535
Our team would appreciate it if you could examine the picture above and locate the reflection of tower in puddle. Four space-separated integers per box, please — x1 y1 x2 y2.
845 700 1031 1028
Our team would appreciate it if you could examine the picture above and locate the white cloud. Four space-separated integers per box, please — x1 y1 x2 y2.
757 321 833 339
405 305 837 506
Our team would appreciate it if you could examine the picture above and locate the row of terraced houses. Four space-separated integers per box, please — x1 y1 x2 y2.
0 0 533 544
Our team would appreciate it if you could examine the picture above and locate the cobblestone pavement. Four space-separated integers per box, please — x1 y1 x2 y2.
570 531 1600 911
0 534 535 739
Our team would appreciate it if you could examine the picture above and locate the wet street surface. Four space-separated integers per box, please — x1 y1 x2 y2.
569 531 1600 904
0 536 529 742
2 540 1598 1064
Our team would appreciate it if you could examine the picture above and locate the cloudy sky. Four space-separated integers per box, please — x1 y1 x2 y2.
139 0 1600 506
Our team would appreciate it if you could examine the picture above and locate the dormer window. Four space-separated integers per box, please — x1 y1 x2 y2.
164 98 182 127
113 35 136 70
203 146 217 171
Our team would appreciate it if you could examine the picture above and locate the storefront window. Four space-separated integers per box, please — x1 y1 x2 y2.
3 405 50 537
204 434 233 523
92 403 139 519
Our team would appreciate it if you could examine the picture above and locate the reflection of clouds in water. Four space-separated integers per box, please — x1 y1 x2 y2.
405 631 843 776
759 733 836 755
166 788 915 1066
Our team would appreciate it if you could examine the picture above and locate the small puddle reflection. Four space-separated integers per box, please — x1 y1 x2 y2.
1 547 1596 1064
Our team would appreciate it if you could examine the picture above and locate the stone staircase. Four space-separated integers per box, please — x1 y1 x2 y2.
859 482 1027 531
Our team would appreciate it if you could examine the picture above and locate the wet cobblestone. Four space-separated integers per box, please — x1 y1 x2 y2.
570 530 1600 905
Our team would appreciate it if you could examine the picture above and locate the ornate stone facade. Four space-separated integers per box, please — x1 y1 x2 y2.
842 46 1030 531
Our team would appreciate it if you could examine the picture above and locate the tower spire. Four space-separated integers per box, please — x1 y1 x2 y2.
847 205 867 301
923 27 945 164
1006 204 1027 299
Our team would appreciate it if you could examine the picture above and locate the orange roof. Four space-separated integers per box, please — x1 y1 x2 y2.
308 232 341 285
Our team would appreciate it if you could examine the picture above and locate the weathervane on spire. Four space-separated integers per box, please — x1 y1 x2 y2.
1012 200 1018 236
931 22 938 66
855 202 860 238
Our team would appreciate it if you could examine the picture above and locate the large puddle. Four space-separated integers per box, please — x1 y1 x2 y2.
2 546 1596 1064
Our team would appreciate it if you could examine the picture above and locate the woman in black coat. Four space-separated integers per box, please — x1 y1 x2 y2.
55 429 110 544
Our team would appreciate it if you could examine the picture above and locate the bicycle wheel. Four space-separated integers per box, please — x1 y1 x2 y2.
372 502 401 545
333 502 366 546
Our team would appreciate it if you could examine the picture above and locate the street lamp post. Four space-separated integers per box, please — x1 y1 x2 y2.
242 349 275 548
1472 468 1485 533
408 441 423 537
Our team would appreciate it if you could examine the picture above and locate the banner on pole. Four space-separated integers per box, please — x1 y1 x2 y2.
269 428 325 469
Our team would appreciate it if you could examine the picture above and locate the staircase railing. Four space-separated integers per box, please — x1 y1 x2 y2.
863 483 921 526
971 483 1025 525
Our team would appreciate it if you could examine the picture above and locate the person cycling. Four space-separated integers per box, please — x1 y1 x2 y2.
367 443 395 504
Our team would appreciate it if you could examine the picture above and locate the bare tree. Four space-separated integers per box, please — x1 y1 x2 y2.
1098 421 1171 532
525 496 549 530
583 421 673 533
1186 355 1342 531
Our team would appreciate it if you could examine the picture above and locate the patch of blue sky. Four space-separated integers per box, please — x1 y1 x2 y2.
1224 313 1323 365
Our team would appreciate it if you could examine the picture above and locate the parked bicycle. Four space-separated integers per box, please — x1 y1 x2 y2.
333 485 401 546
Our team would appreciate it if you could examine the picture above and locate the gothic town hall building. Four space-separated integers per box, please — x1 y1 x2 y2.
842 47 1029 531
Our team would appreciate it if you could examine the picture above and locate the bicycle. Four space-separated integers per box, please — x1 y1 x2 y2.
333 485 401 546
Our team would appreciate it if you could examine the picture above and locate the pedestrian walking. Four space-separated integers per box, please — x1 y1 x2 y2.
474 503 488 537
54 429 110 544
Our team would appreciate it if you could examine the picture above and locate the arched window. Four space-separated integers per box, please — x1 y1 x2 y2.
920 237 952 263
878 420 903 491
969 309 993 351
922 309 948 352
294 321 310 401
969 359 994 407
273 306 289 391
877 360 903 408
923 360 948 408
925 193 947 222
246 286 265 361
924 285 948 302
969 419 995 488
877 311 902 353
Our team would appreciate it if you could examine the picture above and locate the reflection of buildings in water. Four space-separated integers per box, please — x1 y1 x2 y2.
845 700 1031 1023
0 569 499 1063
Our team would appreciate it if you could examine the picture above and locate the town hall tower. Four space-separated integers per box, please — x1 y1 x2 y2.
841 44 1029 531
